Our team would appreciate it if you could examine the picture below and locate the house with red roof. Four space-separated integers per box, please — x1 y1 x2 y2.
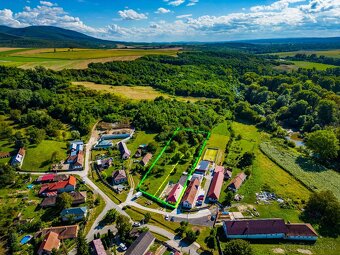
285 223 318 241
36 174 57 183
91 239 107 255
207 171 224 202
228 172 247 192
181 178 200 209
141 153 152 166
38 231 60 255
39 176 76 196
167 183 183 204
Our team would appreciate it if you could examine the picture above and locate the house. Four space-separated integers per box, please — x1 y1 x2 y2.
91 239 107 255
141 153 152 166
96 158 113 170
36 174 57 183
72 151 84 170
224 168 232 180
125 231 155 255
53 174 69 182
11 147 25 167
93 140 113 150
181 178 200 209
167 183 183 204
285 223 318 241
223 219 287 239
195 160 211 174
134 148 142 158
69 141 84 152
207 171 224 202
70 191 87 205
112 170 127 185
118 141 131 159
228 172 247 192
39 176 76 196
38 231 60 255
40 197 57 208
35 225 79 240
60 207 88 222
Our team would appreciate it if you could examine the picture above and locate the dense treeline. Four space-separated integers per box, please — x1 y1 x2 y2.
267 53 340 66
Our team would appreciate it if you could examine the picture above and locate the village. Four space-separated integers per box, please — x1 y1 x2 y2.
0 120 322 255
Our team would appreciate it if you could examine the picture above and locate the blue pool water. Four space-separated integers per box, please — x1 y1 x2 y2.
20 235 32 245
27 184 34 189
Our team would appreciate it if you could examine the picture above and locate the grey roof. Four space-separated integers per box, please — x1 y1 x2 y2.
125 231 155 255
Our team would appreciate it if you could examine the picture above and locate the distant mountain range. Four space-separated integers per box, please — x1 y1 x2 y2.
0 25 339 51
0 25 120 48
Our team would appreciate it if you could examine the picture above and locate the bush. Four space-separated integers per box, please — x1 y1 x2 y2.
224 239 253 255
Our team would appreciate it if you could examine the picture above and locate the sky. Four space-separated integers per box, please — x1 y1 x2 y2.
0 0 339 42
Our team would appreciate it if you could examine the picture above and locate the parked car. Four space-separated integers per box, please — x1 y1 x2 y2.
196 201 202 206
134 192 143 199
133 222 141 227
197 195 204 201
165 214 169 221
119 243 127 251
170 216 175 222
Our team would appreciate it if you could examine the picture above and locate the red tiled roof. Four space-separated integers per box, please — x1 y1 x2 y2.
228 172 247 190
286 224 318 237
112 170 127 181
38 232 60 254
167 183 183 203
207 171 224 200
75 151 84 166
38 174 56 182
141 153 152 166
92 239 107 255
181 178 199 205
39 176 76 195
18 147 25 156
225 219 287 236
214 165 224 173
36 225 78 240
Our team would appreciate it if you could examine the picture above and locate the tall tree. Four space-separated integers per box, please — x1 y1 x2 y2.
76 230 90 255
224 239 253 255
306 130 339 161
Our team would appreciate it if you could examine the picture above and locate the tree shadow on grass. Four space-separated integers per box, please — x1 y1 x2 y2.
39 160 51 168
295 156 327 173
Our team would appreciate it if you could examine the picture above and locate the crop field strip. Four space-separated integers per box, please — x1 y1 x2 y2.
137 128 210 209
260 142 340 200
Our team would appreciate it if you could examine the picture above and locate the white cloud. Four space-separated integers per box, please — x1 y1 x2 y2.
39 1 55 7
168 0 185 7
118 9 147 20
187 0 199 7
176 14 192 19
155 8 171 14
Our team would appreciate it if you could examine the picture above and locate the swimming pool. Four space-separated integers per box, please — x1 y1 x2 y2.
27 184 34 189
20 235 32 245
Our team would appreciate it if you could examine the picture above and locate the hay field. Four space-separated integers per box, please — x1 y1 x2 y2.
272 49 340 58
72 81 208 102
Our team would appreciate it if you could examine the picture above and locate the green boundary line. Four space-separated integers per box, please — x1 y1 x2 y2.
137 128 210 209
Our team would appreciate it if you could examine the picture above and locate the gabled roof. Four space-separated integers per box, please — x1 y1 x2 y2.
41 196 57 207
167 183 183 203
71 191 87 204
181 178 199 205
214 165 224 173
207 171 224 200
286 223 318 237
38 231 60 254
112 170 127 181
74 151 84 166
125 231 155 255
60 207 87 217
18 148 26 156
92 239 107 255
39 176 76 194
141 153 152 165
36 225 78 240
37 174 57 182
118 141 130 156
196 160 210 171
228 172 247 190
225 219 287 236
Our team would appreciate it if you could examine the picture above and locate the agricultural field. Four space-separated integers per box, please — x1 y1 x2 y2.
21 140 68 171
72 82 207 102
0 47 180 70
272 49 340 58
222 122 311 211
274 61 336 71
138 129 209 208
260 142 340 200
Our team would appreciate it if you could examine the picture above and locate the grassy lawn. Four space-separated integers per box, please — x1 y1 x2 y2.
22 140 68 171
251 237 340 255
84 194 105 234
72 82 208 102
124 206 180 233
